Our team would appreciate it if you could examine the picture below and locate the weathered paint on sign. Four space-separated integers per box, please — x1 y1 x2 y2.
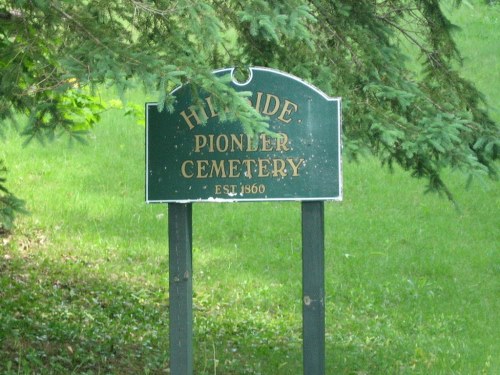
146 67 342 202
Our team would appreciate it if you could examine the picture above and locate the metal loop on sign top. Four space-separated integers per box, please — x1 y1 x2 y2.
231 67 253 86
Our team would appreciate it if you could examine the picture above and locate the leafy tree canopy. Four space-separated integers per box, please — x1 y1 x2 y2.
0 0 498 227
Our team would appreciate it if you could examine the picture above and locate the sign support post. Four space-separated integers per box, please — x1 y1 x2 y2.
168 203 193 375
302 201 325 375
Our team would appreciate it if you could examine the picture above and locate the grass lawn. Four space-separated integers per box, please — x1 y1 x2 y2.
1 1 498 374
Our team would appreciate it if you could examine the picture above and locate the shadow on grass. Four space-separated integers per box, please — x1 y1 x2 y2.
0 237 169 374
0 234 305 375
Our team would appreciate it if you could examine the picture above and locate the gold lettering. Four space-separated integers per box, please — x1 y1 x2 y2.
242 159 256 178
276 133 290 152
246 135 258 151
226 185 238 194
197 160 209 178
194 135 207 153
260 134 272 152
195 133 294 154
230 134 244 152
198 104 209 122
181 160 194 178
287 158 304 176
262 94 280 116
216 134 229 152
207 134 215 152
184 158 305 179
228 159 241 178
278 100 298 124
254 91 264 112
205 96 218 118
181 106 202 130
258 158 271 177
183 94 298 130
272 159 287 177
209 160 227 178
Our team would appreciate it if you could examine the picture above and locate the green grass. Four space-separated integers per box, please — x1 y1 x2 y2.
443 0 500 123
1 2 499 374
1 116 498 374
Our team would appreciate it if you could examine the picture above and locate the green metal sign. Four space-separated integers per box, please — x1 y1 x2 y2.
146 67 342 202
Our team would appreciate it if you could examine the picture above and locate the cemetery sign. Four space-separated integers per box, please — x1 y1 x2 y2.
146 67 342 202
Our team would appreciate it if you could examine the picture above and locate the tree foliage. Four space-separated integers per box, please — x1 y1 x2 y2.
0 0 498 226
0 160 26 233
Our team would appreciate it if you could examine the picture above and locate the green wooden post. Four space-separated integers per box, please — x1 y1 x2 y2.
301 201 325 375
168 203 193 375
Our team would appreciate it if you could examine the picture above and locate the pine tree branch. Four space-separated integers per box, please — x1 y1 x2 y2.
49 3 141 66
0 9 23 21
50 4 106 51
129 0 178 17
375 14 440 66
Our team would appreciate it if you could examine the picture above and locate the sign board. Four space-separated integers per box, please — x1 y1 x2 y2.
146 67 342 202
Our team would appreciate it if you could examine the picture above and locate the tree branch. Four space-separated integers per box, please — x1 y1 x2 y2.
0 9 24 21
